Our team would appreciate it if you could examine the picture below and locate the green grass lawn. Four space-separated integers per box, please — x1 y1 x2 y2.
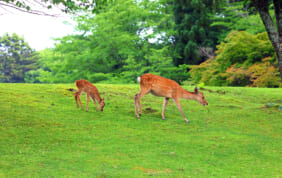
0 83 281 177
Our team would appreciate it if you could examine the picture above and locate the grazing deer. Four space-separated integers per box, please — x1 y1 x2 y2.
134 73 208 123
74 79 105 112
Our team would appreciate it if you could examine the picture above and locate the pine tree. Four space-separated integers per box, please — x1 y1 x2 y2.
173 0 216 65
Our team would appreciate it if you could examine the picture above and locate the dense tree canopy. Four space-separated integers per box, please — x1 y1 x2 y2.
29 0 189 84
173 0 217 65
1 0 281 86
0 33 39 83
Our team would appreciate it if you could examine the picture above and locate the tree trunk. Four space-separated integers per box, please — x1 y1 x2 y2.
252 0 282 80
273 0 282 80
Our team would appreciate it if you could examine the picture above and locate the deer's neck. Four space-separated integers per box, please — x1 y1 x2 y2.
91 92 102 103
181 88 197 100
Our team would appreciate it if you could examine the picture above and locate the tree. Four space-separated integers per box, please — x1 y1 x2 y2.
0 0 106 16
30 0 178 83
0 33 39 83
251 0 282 80
172 0 217 65
210 0 266 42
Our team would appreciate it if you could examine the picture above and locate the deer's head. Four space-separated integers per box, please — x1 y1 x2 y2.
195 87 208 106
99 98 105 111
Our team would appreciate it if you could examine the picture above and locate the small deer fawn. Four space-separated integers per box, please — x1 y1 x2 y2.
134 73 208 123
74 79 105 112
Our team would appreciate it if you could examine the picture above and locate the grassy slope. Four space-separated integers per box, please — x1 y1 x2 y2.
0 83 281 177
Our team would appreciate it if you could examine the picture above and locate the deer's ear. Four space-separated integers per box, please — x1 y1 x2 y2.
194 87 199 94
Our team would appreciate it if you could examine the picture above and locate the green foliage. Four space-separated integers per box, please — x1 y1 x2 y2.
223 64 251 86
219 58 281 87
0 83 281 176
160 64 190 84
24 70 41 83
9 0 279 87
2 0 108 14
247 57 282 88
216 31 274 70
122 46 175 83
234 12 268 34
210 1 268 42
210 1 244 42
0 33 39 83
190 31 281 88
173 0 216 65
27 0 190 84
190 58 226 86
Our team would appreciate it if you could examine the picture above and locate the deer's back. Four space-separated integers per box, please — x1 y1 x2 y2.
75 79 98 93
140 73 182 98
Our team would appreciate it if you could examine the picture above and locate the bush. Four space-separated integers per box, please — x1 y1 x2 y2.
190 58 227 86
222 64 251 86
247 57 282 87
24 70 41 83
216 31 274 70
217 57 281 87
189 31 281 88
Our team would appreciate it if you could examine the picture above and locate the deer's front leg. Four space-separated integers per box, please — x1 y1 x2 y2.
91 97 99 111
75 92 83 109
173 98 189 123
162 98 169 120
86 94 90 112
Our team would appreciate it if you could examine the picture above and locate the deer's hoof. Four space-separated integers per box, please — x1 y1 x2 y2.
184 119 190 123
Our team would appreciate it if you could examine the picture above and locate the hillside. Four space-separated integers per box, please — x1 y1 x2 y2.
0 83 281 177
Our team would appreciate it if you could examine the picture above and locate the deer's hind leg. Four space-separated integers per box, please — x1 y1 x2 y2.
134 87 150 119
162 97 169 120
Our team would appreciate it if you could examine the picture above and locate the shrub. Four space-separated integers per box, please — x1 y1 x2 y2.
222 57 281 87
222 64 251 86
216 31 274 70
189 31 281 88
247 57 282 87
190 58 226 86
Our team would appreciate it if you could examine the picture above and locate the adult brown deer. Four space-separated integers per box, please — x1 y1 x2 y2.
134 73 208 123
74 79 105 112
